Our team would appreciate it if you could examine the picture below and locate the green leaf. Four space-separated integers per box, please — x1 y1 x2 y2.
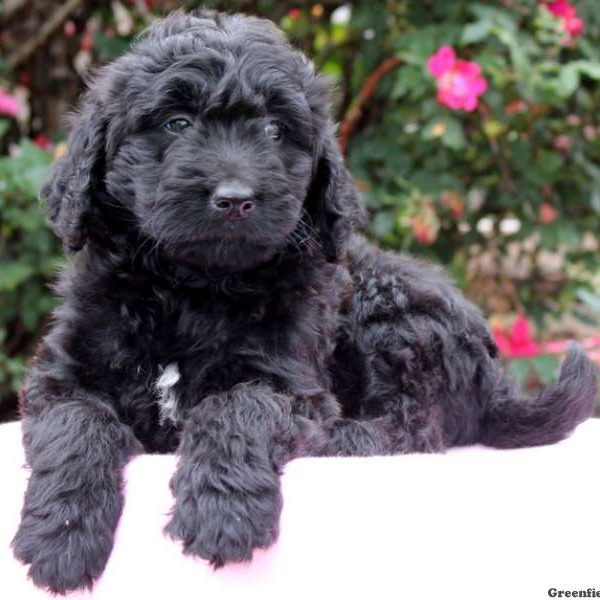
442 118 467 150
0 262 35 291
95 33 132 61
392 66 428 101
540 221 580 249
371 211 396 237
576 289 600 314
508 358 532 387
461 21 492 45
470 4 518 34
423 116 467 150
530 355 560 385
558 64 581 98
573 60 600 80
537 151 565 179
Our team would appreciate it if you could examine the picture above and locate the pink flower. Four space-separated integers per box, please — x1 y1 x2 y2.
0 87 22 118
553 134 572 153
547 0 575 18
545 1 585 39
427 47 488 112
493 315 541 358
539 202 558 225
565 15 584 36
427 46 456 79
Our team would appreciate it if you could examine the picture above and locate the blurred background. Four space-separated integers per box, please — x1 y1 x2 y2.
1 0 600 421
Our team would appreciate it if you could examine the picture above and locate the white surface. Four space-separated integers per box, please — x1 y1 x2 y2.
0 418 598 600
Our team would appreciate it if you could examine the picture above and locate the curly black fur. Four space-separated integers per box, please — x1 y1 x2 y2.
12 10 597 594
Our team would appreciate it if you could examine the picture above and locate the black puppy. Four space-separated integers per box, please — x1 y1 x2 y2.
13 10 597 594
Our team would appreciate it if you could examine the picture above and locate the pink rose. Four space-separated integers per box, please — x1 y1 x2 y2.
546 0 576 19
545 1 585 39
0 87 22 118
427 46 456 79
493 315 541 358
427 46 488 112
565 15 584 36
539 202 558 225
553 134 572 153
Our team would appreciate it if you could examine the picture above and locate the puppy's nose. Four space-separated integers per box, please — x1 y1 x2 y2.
211 182 255 220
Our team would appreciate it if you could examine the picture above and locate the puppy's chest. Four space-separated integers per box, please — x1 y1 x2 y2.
118 288 319 422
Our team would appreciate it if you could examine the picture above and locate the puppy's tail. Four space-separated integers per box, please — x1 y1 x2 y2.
481 344 597 449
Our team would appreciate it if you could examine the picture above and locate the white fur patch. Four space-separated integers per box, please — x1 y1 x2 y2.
155 363 181 426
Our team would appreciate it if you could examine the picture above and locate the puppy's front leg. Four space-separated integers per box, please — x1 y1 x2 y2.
165 383 298 567
12 400 142 594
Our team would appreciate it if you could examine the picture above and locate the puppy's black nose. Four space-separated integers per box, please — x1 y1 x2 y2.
211 182 255 220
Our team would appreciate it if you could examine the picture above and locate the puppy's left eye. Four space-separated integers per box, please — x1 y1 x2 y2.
264 120 283 141
165 118 192 133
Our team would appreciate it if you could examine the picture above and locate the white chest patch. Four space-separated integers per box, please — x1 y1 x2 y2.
154 362 181 426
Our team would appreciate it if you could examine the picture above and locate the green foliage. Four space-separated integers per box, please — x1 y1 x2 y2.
508 354 560 387
0 139 59 401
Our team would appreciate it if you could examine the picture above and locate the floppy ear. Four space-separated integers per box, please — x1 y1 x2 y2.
305 123 367 262
41 94 106 252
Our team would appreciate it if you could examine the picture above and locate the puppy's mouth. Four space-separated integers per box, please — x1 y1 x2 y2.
161 235 284 272
212 221 255 242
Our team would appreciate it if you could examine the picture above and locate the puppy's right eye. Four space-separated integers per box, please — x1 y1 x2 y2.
165 118 192 133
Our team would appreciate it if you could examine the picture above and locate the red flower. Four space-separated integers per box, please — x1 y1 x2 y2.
440 191 464 219
427 47 487 112
545 1 585 39
33 134 54 151
504 100 528 116
493 315 541 358
80 33 94 52
410 203 439 245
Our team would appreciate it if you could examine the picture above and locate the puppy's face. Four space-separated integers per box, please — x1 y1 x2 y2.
44 12 363 272
107 30 317 270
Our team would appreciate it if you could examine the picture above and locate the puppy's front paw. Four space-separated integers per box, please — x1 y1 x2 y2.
13 501 118 594
165 476 282 567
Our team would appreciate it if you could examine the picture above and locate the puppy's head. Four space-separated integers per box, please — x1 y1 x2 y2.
43 11 364 271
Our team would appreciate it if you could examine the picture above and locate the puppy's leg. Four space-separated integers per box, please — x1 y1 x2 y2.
12 400 141 594
321 407 445 457
165 383 299 567
323 309 452 457
321 327 453 457
321 417 392 456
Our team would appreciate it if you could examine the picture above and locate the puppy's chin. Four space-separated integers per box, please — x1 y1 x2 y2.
162 238 281 273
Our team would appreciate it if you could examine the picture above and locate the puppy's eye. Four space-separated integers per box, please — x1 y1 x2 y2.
165 118 192 133
264 120 283 141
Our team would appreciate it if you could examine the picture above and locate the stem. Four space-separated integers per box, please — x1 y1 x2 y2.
338 56 402 154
